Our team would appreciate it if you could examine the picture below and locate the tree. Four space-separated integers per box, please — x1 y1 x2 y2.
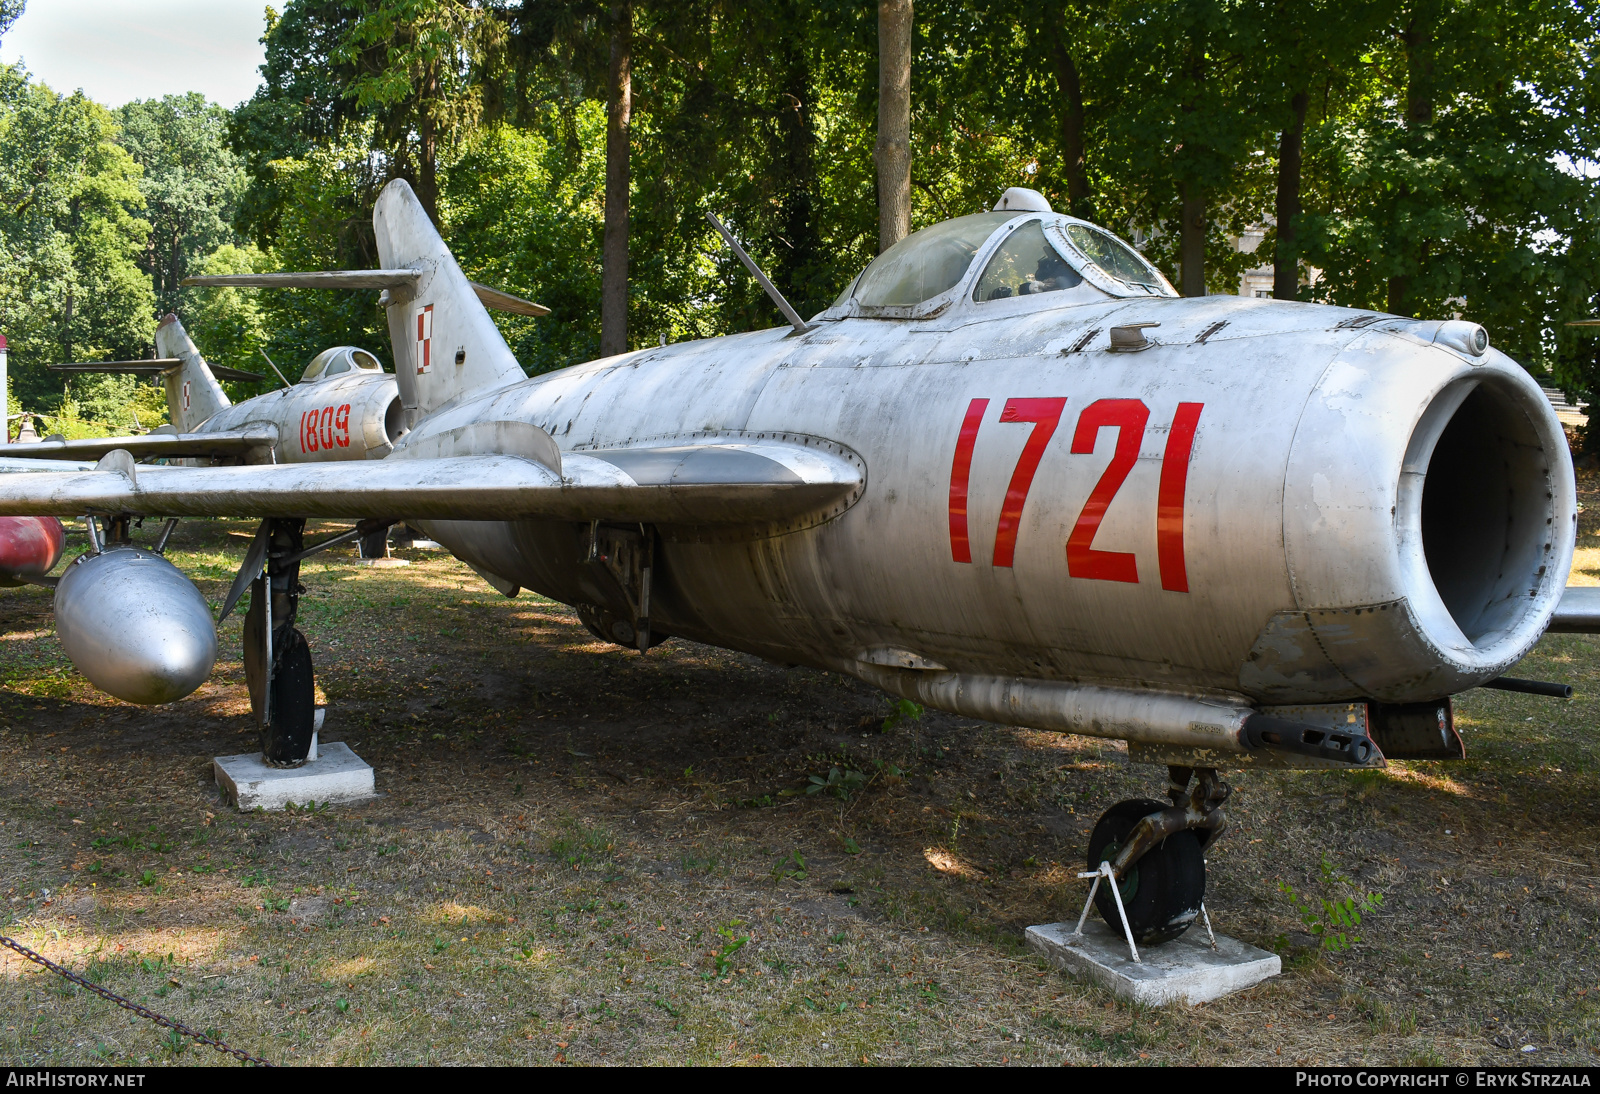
443 118 606 370
1232 0 1392 300
337 0 504 224
1046 5 1093 220
1095 0 1270 294
0 0 22 43
116 93 247 315
876 0 912 251
187 242 270 379
1298 0 1598 366
243 141 390 378
0 66 154 414
601 0 631 356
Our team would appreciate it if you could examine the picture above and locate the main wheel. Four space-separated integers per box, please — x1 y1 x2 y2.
357 527 389 559
575 603 667 651
1087 799 1206 946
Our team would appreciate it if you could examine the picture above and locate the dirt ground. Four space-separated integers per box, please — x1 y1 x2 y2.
2 497 1600 1068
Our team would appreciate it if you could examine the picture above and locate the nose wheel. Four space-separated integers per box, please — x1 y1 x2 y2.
240 518 317 767
1088 799 1206 945
1085 767 1230 947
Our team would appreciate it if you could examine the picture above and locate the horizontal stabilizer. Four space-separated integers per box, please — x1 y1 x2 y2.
181 271 548 316
469 282 550 317
0 441 862 526
1548 585 1600 632
184 270 421 290
0 457 95 473
0 428 278 462
49 359 265 382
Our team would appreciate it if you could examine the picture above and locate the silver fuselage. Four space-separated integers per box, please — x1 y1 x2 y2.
413 290 1574 711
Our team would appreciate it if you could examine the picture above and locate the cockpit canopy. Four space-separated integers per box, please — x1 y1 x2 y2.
827 206 1175 321
300 346 384 383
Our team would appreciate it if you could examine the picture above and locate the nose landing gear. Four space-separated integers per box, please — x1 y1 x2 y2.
1086 766 1230 946
242 518 316 767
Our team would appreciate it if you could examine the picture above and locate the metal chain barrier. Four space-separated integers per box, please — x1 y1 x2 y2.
0 933 275 1067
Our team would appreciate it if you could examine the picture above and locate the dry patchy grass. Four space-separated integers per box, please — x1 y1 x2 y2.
0 513 1599 1066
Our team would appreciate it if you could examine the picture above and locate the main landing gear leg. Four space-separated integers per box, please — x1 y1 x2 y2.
1086 766 1230 946
243 518 316 767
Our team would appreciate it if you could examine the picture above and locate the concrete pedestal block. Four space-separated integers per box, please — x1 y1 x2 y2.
214 740 375 811
1026 919 1281 1006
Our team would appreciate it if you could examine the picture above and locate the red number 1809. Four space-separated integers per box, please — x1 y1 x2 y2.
947 397 1202 592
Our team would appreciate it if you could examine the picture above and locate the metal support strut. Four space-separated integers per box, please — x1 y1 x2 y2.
1107 765 1231 881
1075 860 1141 963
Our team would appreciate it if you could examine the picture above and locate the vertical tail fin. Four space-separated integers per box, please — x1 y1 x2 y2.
372 179 526 425
152 314 230 432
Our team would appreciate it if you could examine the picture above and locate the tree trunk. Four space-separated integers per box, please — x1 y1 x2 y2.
1389 0 1436 316
875 0 912 253
1048 15 1091 219
1180 182 1206 297
62 291 73 365
601 1 633 357
1401 2 1435 127
772 6 821 313
417 67 440 224
1273 88 1309 301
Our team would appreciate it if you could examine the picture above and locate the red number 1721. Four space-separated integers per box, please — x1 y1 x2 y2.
947 397 1202 592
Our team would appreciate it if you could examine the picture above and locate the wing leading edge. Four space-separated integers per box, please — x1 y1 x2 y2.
1548 586 1600 633
0 440 864 527
0 428 278 462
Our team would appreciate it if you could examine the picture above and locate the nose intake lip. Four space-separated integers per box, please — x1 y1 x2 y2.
1398 370 1571 667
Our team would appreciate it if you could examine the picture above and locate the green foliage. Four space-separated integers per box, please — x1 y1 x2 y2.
1 0 1596 435
0 65 155 413
115 93 245 316
1280 854 1386 952
441 119 604 372
806 765 867 800
772 850 808 881
0 2 22 44
185 242 268 380
882 699 923 732
249 138 391 377
710 919 749 978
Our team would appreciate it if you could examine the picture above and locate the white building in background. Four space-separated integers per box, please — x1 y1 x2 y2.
1231 224 1321 298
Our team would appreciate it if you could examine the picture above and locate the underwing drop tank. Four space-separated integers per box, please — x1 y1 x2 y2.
0 516 64 586
54 546 217 704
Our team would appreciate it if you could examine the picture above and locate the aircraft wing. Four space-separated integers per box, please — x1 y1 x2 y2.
0 428 278 462
48 360 266 382
1547 586 1600 633
0 440 863 525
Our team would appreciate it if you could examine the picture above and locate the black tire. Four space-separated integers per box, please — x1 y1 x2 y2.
1087 799 1206 946
263 627 317 766
574 603 667 650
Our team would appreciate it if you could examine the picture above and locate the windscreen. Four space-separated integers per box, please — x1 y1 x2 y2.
973 220 1084 302
855 212 1019 308
1063 224 1169 293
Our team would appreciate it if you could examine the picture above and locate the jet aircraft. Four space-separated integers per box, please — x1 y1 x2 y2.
1 178 1593 947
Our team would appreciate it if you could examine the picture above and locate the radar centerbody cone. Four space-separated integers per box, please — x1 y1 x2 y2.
54 546 217 704
0 516 64 587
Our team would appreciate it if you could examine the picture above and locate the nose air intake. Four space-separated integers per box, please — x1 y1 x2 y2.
1401 373 1567 657
1416 383 1552 642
